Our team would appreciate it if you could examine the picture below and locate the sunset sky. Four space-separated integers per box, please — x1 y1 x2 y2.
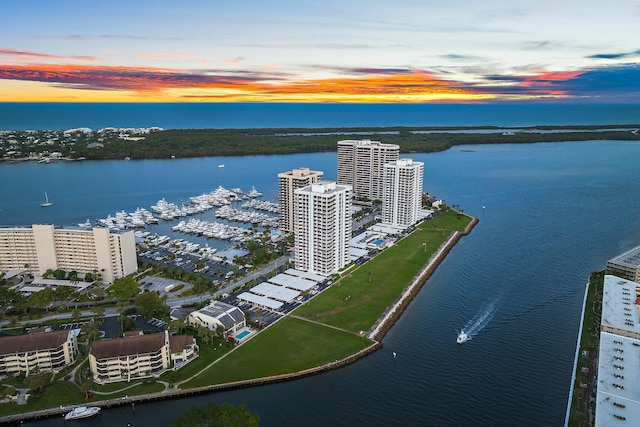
1 1 639 103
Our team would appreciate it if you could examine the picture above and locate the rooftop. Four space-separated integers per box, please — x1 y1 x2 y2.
609 245 640 269
0 330 71 355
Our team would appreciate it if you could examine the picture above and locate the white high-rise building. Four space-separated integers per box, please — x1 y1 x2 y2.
0 224 137 284
337 139 399 200
278 167 324 233
382 159 424 227
293 181 351 275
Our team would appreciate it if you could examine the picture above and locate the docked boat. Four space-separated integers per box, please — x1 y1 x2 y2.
64 406 101 420
456 330 468 344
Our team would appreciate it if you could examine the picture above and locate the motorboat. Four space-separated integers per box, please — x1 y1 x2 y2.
456 330 468 344
218 164 225 168
64 406 101 420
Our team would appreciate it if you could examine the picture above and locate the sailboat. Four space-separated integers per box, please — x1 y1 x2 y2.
41 192 53 207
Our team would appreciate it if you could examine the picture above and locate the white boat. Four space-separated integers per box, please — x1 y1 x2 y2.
456 330 468 344
218 164 225 168
64 406 101 420
41 192 53 207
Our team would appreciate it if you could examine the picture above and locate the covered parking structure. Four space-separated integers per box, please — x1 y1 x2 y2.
283 268 327 283
237 292 283 311
268 273 316 292
250 282 300 302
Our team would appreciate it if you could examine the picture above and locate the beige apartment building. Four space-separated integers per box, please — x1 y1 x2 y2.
0 224 137 284
89 331 198 383
0 329 78 377
337 139 399 200
278 167 324 233
606 245 640 282
382 159 424 227
294 181 351 275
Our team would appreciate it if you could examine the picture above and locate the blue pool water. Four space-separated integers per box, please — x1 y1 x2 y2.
373 239 385 246
235 330 251 340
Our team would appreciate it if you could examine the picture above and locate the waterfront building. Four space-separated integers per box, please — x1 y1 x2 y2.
186 301 246 336
89 331 198 383
0 330 78 377
382 158 424 227
337 139 399 200
293 181 351 275
594 275 640 425
606 245 640 282
278 167 324 233
0 224 137 284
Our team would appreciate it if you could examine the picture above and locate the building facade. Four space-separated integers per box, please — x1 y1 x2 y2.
382 159 424 227
0 224 137 284
0 330 78 377
606 245 640 282
294 181 351 275
278 167 324 233
89 331 197 383
337 139 399 200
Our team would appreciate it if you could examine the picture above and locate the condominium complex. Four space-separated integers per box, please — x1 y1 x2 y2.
337 139 399 200
0 224 137 284
278 167 324 233
89 331 198 383
0 330 78 377
606 245 640 282
382 159 424 227
293 181 351 275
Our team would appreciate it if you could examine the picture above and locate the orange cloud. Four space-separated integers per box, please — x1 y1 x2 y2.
0 62 598 102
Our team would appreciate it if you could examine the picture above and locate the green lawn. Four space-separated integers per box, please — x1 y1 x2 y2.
0 381 82 417
182 317 373 388
294 212 472 332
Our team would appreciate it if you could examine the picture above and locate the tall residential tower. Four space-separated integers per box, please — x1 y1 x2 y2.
337 139 399 201
382 159 424 227
293 181 351 276
278 167 324 233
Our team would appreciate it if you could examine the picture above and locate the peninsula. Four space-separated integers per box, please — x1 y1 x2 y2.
0 209 475 423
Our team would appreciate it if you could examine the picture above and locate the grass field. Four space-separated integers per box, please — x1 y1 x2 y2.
294 211 472 332
182 317 373 388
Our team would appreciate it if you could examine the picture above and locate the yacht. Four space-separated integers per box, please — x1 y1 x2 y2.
64 406 101 420
218 164 225 168
456 330 468 344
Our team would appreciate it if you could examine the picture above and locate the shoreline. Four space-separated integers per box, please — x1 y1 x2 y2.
0 215 478 425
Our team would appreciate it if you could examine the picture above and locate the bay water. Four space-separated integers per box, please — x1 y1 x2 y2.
4 139 640 426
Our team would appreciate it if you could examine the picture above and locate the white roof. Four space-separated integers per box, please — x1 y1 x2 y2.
369 223 406 234
601 275 640 333
3 269 27 280
237 292 283 310
595 332 640 425
284 269 327 283
268 274 316 291
250 282 300 302
349 247 369 260
609 245 640 268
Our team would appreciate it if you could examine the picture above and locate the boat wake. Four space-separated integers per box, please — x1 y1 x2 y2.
459 299 498 343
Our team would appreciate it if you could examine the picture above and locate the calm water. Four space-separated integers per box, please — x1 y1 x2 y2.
1 102 639 130
5 140 640 426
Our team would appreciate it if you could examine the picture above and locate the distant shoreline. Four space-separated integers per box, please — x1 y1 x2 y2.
1 125 638 162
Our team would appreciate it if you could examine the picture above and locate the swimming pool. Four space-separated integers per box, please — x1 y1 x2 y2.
372 239 385 246
235 330 251 340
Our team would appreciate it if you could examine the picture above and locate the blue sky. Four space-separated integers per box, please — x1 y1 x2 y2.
0 0 638 102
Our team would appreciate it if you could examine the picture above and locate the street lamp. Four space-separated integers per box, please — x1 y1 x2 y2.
422 242 426 252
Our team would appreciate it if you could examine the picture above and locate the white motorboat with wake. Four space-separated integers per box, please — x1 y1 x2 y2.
457 330 468 344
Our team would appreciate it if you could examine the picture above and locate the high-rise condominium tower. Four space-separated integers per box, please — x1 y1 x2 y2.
337 139 399 201
293 181 351 275
278 167 324 233
382 159 424 227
